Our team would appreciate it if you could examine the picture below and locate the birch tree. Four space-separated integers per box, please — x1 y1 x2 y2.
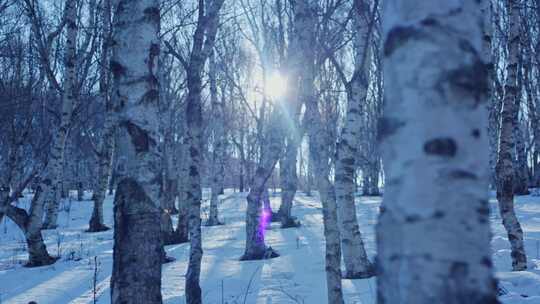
42 0 78 229
207 51 225 226
378 0 499 302
109 0 163 302
298 0 344 302
495 0 527 271
241 109 283 260
182 1 225 302
1 71 57 266
331 0 375 279
89 0 113 232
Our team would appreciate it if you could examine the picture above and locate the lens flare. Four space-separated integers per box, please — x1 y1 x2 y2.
258 207 272 240
266 72 287 100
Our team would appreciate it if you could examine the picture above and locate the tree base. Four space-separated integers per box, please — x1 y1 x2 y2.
86 223 110 233
204 219 224 226
363 192 381 197
270 212 281 223
25 255 59 268
163 233 189 246
343 264 376 279
280 217 301 229
515 188 530 196
41 223 58 230
240 246 280 261
162 255 176 264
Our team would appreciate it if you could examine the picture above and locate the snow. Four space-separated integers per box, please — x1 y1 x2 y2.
1 190 540 303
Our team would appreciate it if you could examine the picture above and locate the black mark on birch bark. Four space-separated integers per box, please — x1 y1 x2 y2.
424 138 457 157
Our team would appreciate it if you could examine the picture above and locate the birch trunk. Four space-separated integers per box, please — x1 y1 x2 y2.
336 95 374 279
161 131 179 244
305 157 313 196
363 160 380 196
276 21 302 227
333 0 374 279
305 111 344 303
174 139 189 243
523 54 540 187
378 1 499 302
6 177 57 267
295 0 343 302
278 74 300 228
89 0 113 232
184 2 224 302
184 65 204 304
483 0 499 189
43 0 78 229
495 0 527 272
513 121 529 195
278 135 300 228
160 84 178 244
207 52 224 226
241 110 282 260
109 0 163 302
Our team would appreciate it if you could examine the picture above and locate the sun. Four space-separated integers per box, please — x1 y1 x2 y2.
265 72 287 100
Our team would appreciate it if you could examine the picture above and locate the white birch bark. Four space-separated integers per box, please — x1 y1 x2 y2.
159 63 180 245
109 0 163 302
174 129 189 243
207 52 225 226
513 121 529 194
43 0 78 229
334 0 374 279
161 117 178 244
495 0 527 272
184 1 224 303
378 1 499 302
482 0 499 189
278 135 300 228
5 176 58 267
241 110 282 260
278 69 301 227
296 0 343 302
89 0 113 232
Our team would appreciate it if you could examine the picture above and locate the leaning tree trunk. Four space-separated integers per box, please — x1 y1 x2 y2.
109 1 163 303
43 0 78 229
89 0 113 233
495 0 527 272
377 1 499 303
241 110 282 260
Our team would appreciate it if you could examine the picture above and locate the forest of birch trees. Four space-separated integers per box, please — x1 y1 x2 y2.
1 0 540 303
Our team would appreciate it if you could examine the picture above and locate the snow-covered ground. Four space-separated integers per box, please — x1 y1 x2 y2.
1 190 540 303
